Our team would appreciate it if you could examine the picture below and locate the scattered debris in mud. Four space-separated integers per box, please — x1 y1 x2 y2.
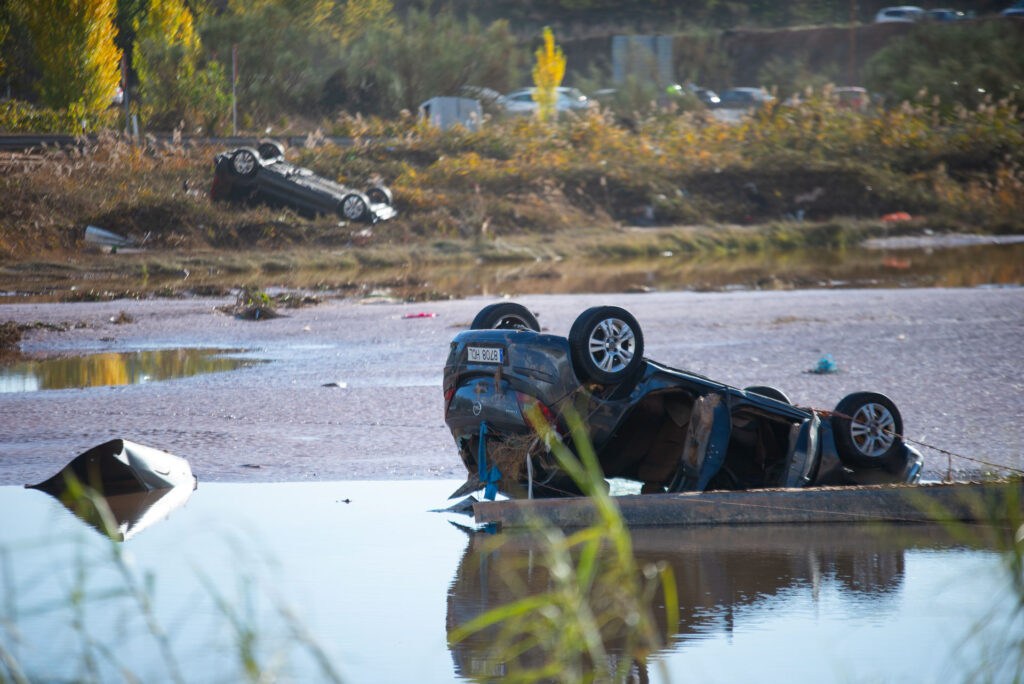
1 319 91 356
217 286 322 320
0 321 21 354
219 286 282 320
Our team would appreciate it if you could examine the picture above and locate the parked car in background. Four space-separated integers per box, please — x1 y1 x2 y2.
497 87 590 116
717 87 775 109
665 83 721 107
925 8 966 20
458 85 503 116
210 143 396 223
874 5 925 22
833 86 870 111
1002 1 1024 16
445 303 923 499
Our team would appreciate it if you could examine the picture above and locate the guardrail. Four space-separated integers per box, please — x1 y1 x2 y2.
0 134 354 152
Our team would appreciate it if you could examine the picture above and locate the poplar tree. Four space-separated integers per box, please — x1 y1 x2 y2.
532 27 565 123
133 0 201 128
21 0 122 114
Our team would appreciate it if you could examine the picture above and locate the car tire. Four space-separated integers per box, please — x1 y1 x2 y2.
470 303 540 331
569 306 644 386
744 386 791 404
366 185 393 206
257 140 284 161
338 193 370 222
832 392 904 470
230 148 260 178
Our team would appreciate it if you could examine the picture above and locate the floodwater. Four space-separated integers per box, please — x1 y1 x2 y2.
2 240 1022 302
0 348 264 393
1 479 1018 683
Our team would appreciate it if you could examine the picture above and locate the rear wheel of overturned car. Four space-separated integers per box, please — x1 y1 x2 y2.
744 385 791 404
832 392 904 470
569 306 644 386
338 193 370 222
230 148 260 178
470 303 540 331
257 140 285 161
365 185 393 206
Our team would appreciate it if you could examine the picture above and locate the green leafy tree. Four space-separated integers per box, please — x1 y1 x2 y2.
328 8 521 116
758 52 835 104
133 0 228 132
199 0 393 121
864 21 1024 111
20 0 122 115
532 27 566 123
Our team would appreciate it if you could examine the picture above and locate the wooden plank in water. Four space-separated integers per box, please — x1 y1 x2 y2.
473 480 1023 529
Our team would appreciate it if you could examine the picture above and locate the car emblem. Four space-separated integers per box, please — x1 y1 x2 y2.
472 401 483 416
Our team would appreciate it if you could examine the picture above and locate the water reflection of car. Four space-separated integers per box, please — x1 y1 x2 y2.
716 87 775 109
447 524 914 680
497 87 590 116
210 143 397 223
444 303 923 499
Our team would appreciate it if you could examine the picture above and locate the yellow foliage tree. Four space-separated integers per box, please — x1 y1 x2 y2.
531 27 565 123
133 0 201 128
21 0 122 115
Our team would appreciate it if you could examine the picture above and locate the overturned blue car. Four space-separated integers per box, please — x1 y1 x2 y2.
444 303 923 499
210 142 396 223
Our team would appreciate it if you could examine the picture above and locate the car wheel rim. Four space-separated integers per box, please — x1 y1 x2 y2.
587 317 634 374
233 153 255 175
849 403 897 457
342 196 365 219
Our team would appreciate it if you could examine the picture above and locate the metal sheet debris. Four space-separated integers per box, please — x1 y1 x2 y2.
25 439 197 541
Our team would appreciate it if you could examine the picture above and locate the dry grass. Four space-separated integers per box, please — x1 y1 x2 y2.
1 92 1020 268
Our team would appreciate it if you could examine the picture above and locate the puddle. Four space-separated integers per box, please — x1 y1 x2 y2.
0 348 265 392
0 241 1021 302
0 479 1016 683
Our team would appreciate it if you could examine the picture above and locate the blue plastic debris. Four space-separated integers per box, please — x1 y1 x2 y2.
477 422 502 500
809 354 838 374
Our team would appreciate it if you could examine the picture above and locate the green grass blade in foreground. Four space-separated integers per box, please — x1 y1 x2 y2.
446 402 673 683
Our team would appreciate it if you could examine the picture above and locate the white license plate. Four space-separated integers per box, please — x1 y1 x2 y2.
467 346 503 364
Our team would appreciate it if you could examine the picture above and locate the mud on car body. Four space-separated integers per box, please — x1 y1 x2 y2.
444 303 923 499
210 142 396 223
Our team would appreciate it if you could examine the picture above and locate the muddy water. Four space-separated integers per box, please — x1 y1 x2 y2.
0 479 1014 683
0 348 263 392
3 241 1022 301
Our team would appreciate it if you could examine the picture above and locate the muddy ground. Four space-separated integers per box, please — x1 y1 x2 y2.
0 288 1021 487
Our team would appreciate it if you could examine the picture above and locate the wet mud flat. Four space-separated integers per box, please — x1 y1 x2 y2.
0 287 1021 486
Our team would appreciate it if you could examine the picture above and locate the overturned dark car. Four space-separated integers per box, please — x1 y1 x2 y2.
210 142 396 223
444 303 923 499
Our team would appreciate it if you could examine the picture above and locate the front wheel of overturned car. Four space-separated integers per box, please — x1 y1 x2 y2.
230 148 260 178
365 185 393 206
569 306 644 386
832 392 905 470
338 193 370 222
471 303 540 331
